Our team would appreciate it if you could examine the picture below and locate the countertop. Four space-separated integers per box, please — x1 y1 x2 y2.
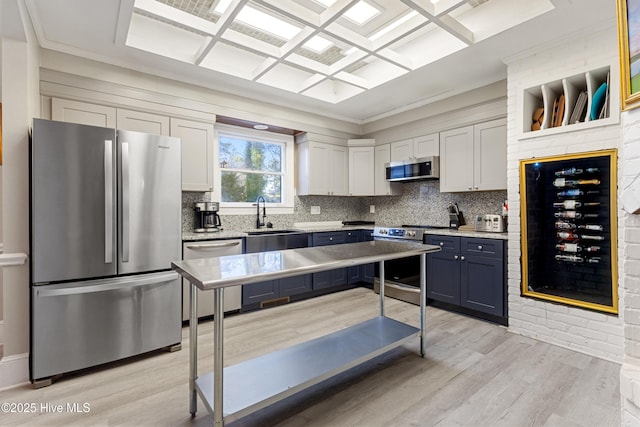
172 240 440 290
182 225 507 241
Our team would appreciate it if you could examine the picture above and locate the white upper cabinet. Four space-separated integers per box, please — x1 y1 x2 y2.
170 118 214 192
348 139 375 196
439 118 507 193
116 109 169 135
413 133 439 158
297 141 348 196
51 98 116 128
374 143 401 196
390 133 439 162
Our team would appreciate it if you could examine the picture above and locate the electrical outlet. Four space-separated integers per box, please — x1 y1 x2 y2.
311 206 321 215
370 205 375 213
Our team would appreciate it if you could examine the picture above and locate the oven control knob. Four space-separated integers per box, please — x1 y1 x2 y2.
406 231 415 237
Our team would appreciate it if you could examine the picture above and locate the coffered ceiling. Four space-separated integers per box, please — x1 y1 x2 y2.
21 0 615 123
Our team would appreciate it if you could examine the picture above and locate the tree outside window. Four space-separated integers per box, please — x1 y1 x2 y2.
219 135 284 203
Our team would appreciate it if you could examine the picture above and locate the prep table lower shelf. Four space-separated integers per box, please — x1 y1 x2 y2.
195 316 419 423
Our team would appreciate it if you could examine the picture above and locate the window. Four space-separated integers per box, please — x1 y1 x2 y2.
214 124 294 214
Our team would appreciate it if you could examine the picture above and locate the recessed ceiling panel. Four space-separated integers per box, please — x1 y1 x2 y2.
257 62 316 93
200 42 269 79
302 78 365 103
126 12 208 63
389 24 467 69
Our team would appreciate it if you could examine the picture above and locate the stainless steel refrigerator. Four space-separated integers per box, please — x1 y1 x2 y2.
30 118 182 384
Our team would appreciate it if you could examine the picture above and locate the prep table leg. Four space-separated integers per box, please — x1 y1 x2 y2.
379 260 385 317
214 288 225 427
420 253 426 358
189 282 198 417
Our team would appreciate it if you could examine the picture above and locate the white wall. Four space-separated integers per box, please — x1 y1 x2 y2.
505 24 624 363
0 0 40 388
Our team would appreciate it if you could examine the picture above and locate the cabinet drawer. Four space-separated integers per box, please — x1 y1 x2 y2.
313 232 347 246
461 237 503 258
425 235 460 253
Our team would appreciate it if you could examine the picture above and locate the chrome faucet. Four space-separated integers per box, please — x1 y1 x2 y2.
255 195 266 228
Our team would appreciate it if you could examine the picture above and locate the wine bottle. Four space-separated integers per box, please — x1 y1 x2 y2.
556 243 580 252
554 211 582 219
557 231 579 240
578 224 603 231
553 200 582 209
553 178 601 187
555 254 584 262
555 221 577 230
555 167 583 176
581 234 604 241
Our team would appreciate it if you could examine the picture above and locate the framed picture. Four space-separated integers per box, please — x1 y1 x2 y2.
618 0 640 110
520 150 618 314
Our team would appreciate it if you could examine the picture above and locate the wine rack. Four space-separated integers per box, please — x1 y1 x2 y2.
520 150 618 314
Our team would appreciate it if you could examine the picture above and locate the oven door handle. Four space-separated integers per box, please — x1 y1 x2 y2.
383 282 421 294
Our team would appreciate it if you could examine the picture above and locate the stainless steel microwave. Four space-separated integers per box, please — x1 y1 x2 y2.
385 156 439 182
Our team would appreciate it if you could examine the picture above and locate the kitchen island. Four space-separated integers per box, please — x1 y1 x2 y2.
172 239 440 426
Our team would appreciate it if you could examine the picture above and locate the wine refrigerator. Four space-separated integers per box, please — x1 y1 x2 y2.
519 149 618 314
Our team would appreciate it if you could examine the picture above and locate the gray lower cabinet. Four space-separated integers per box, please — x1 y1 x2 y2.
426 235 505 317
242 275 312 306
312 231 348 290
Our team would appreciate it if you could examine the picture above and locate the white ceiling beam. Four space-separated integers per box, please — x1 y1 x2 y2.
133 0 217 35
324 22 374 54
328 49 368 75
252 0 321 28
333 71 371 90
286 54 331 76
279 27 317 57
298 74 327 93
221 29 282 58
195 0 248 65
370 14 428 52
320 0 360 27
433 0 468 16
401 0 473 45
251 57 279 81
374 48 413 70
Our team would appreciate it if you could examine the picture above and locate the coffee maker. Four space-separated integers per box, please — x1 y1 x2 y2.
193 202 222 232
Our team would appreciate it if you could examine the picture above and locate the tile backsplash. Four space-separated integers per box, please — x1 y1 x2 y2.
182 182 506 232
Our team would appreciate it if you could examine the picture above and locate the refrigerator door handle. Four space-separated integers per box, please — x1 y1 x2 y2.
122 141 130 263
34 271 179 297
104 140 114 264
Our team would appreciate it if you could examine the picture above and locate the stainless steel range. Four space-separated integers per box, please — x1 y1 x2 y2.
373 225 449 305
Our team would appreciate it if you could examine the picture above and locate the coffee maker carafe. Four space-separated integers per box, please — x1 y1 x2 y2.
193 202 222 232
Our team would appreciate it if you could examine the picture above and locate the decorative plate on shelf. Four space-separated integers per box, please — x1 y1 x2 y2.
590 83 607 120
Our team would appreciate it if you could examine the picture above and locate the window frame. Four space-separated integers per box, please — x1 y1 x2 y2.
213 123 295 215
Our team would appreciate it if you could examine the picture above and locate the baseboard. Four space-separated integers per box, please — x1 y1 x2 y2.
0 352 29 391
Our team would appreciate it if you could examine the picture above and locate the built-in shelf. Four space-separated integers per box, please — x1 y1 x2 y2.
521 66 617 140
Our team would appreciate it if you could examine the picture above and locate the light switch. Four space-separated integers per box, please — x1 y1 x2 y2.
370 205 375 213
311 206 321 215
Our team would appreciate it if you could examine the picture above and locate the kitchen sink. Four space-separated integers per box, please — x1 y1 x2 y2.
246 229 301 236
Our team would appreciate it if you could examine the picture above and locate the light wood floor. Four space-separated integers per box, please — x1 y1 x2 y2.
1 287 621 426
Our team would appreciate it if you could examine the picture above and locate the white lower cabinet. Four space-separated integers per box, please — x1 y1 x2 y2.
182 239 243 321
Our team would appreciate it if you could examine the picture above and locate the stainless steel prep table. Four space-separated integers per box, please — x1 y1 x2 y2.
172 239 440 426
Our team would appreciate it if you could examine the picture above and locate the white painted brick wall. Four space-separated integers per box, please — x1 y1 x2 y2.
505 25 624 364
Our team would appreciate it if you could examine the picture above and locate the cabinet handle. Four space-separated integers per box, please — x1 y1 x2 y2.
461 256 465 261
329 237 333 241
474 186 478 190
186 241 241 249
468 186 472 190
439 242 444 246
454 255 459 260
478 245 483 250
